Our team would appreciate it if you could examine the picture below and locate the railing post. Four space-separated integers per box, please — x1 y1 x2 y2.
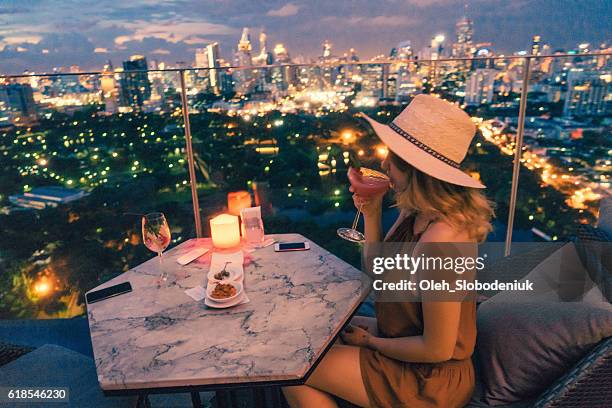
179 69 203 238
382 63 389 100
504 57 532 256
432 59 437 88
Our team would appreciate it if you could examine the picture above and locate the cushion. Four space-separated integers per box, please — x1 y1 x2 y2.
597 197 612 236
0 344 136 408
0 343 34 367
574 224 611 302
475 243 612 405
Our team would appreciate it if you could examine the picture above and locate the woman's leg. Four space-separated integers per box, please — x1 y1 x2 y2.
282 383 339 408
282 344 370 408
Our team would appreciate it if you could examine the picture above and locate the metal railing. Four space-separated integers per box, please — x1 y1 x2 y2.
1 51 610 255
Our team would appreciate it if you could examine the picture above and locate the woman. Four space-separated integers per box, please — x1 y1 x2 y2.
282 94 494 408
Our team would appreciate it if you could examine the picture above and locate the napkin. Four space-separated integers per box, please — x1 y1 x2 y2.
243 237 276 253
184 286 206 301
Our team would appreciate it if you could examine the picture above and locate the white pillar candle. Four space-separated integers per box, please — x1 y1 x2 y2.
210 214 241 249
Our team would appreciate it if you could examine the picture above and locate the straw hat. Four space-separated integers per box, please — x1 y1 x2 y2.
359 94 485 188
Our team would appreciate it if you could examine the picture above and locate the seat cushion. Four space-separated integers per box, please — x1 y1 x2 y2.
597 197 612 236
574 224 611 302
0 344 136 408
475 243 612 405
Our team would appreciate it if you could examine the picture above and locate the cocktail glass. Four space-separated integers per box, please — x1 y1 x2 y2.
337 167 390 243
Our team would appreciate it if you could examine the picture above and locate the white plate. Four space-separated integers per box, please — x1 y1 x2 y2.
206 281 243 303
204 291 248 309
207 267 242 283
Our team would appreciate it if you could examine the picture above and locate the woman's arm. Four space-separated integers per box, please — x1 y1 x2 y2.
363 211 382 243
350 315 379 337
366 301 461 363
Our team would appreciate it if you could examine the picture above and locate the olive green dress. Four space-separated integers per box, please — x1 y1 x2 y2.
359 214 477 408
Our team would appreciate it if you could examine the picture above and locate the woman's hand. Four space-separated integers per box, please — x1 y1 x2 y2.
340 324 372 348
350 186 383 219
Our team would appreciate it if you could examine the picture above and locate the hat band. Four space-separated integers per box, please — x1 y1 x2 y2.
389 122 461 169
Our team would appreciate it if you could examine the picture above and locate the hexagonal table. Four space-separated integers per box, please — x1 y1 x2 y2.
86 233 369 406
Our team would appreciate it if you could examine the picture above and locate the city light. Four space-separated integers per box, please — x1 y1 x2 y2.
0 15 609 323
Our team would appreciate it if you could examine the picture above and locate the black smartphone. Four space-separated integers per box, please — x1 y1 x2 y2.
86 282 132 304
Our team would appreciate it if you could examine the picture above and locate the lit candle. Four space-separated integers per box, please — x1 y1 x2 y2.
227 191 252 216
210 214 241 249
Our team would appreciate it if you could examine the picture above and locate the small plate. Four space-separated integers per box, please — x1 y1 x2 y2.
207 268 242 283
206 281 243 303
204 291 247 309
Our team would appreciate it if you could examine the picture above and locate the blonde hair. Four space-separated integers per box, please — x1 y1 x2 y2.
389 151 495 242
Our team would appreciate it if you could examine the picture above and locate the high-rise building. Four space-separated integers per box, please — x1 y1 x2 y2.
322 40 332 60
396 41 413 61
119 55 151 110
271 43 296 92
531 35 542 56
472 45 495 70
452 16 474 60
234 28 254 95
100 62 119 114
206 42 222 95
563 69 610 117
465 69 498 106
195 48 208 68
253 29 273 65
0 83 38 124
430 34 446 59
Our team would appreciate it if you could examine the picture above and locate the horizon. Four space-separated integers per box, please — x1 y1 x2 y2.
1 0 610 74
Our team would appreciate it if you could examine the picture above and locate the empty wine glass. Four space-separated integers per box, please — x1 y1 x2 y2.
142 212 171 285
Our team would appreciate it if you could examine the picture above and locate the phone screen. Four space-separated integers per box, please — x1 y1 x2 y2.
86 282 132 304
278 242 307 251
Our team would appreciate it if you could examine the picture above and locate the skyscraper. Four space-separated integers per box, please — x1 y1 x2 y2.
253 29 273 65
204 43 222 94
195 48 208 68
465 69 498 106
322 40 333 60
563 69 610 117
271 43 296 92
531 35 542 56
234 28 254 95
0 83 37 124
452 16 474 60
119 55 151 110
100 61 119 114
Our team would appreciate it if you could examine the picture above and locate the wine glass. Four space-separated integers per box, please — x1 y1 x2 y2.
142 212 171 285
337 167 390 243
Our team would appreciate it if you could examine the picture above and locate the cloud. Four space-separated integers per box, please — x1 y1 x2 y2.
267 3 301 17
94 47 108 53
183 36 211 45
321 15 418 28
404 0 460 6
113 20 236 45
151 48 171 54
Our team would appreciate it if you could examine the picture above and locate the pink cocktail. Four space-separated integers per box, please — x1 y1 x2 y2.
347 167 391 197
338 167 390 243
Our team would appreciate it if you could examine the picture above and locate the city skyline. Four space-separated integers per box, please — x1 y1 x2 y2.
1 0 610 74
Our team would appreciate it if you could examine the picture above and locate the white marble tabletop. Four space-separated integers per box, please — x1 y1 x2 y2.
86 234 369 391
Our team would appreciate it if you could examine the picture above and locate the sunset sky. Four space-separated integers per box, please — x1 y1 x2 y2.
1 0 609 74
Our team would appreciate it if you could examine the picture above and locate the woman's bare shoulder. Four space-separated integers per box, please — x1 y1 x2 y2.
419 219 474 243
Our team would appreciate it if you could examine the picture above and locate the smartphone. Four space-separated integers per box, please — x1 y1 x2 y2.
274 242 310 252
86 282 132 304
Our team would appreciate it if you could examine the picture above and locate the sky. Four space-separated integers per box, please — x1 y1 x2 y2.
0 0 609 74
